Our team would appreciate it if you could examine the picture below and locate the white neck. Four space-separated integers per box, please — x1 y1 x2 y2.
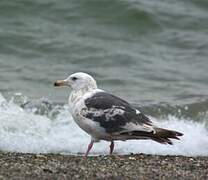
69 86 96 105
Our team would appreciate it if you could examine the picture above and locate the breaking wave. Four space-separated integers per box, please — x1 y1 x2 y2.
0 93 207 156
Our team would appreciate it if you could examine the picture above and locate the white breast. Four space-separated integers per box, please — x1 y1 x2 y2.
68 89 109 141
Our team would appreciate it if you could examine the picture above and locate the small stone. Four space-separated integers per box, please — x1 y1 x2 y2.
128 157 136 160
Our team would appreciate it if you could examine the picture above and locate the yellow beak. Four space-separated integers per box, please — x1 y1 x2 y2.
54 80 68 87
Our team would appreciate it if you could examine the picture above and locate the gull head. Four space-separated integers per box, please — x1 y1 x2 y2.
54 72 97 91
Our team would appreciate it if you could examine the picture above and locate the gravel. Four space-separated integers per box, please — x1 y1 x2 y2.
0 152 207 180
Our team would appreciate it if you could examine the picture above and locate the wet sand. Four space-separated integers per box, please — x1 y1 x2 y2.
0 152 207 180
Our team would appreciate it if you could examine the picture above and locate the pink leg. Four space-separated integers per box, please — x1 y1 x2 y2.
109 141 114 155
85 140 94 157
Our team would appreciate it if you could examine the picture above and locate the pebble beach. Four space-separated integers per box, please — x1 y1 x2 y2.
0 152 207 180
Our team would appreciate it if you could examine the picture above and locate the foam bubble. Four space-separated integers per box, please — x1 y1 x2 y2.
0 93 207 156
0 93 6 104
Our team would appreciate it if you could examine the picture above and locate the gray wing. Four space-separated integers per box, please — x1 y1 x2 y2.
81 92 153 134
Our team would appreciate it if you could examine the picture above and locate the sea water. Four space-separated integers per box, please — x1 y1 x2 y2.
0 93 207 156
0 0 208 156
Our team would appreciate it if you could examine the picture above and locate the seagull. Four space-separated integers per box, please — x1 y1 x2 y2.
54 72 183 157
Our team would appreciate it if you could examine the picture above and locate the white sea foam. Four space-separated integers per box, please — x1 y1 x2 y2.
0 93 207 156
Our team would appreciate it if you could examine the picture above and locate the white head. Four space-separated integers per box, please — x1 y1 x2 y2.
54 72 97 91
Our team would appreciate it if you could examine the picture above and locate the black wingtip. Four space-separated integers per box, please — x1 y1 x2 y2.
176 132 183 136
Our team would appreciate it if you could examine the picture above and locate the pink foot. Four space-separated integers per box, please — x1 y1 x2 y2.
109 141 114 155
85 140 94 158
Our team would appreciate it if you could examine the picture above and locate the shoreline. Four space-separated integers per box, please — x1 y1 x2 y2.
0 152 207 179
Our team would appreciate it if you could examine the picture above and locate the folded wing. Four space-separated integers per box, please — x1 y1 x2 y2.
81 92 183 144
82 92 154 133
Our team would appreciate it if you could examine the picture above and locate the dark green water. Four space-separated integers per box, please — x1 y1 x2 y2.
0 0 208 155
0 0 208 112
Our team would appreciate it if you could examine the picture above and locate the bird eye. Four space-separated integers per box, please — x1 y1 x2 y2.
71 77 78 81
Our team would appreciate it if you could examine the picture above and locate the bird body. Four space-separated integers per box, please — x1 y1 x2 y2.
54 72 183 156
68 89 108 141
